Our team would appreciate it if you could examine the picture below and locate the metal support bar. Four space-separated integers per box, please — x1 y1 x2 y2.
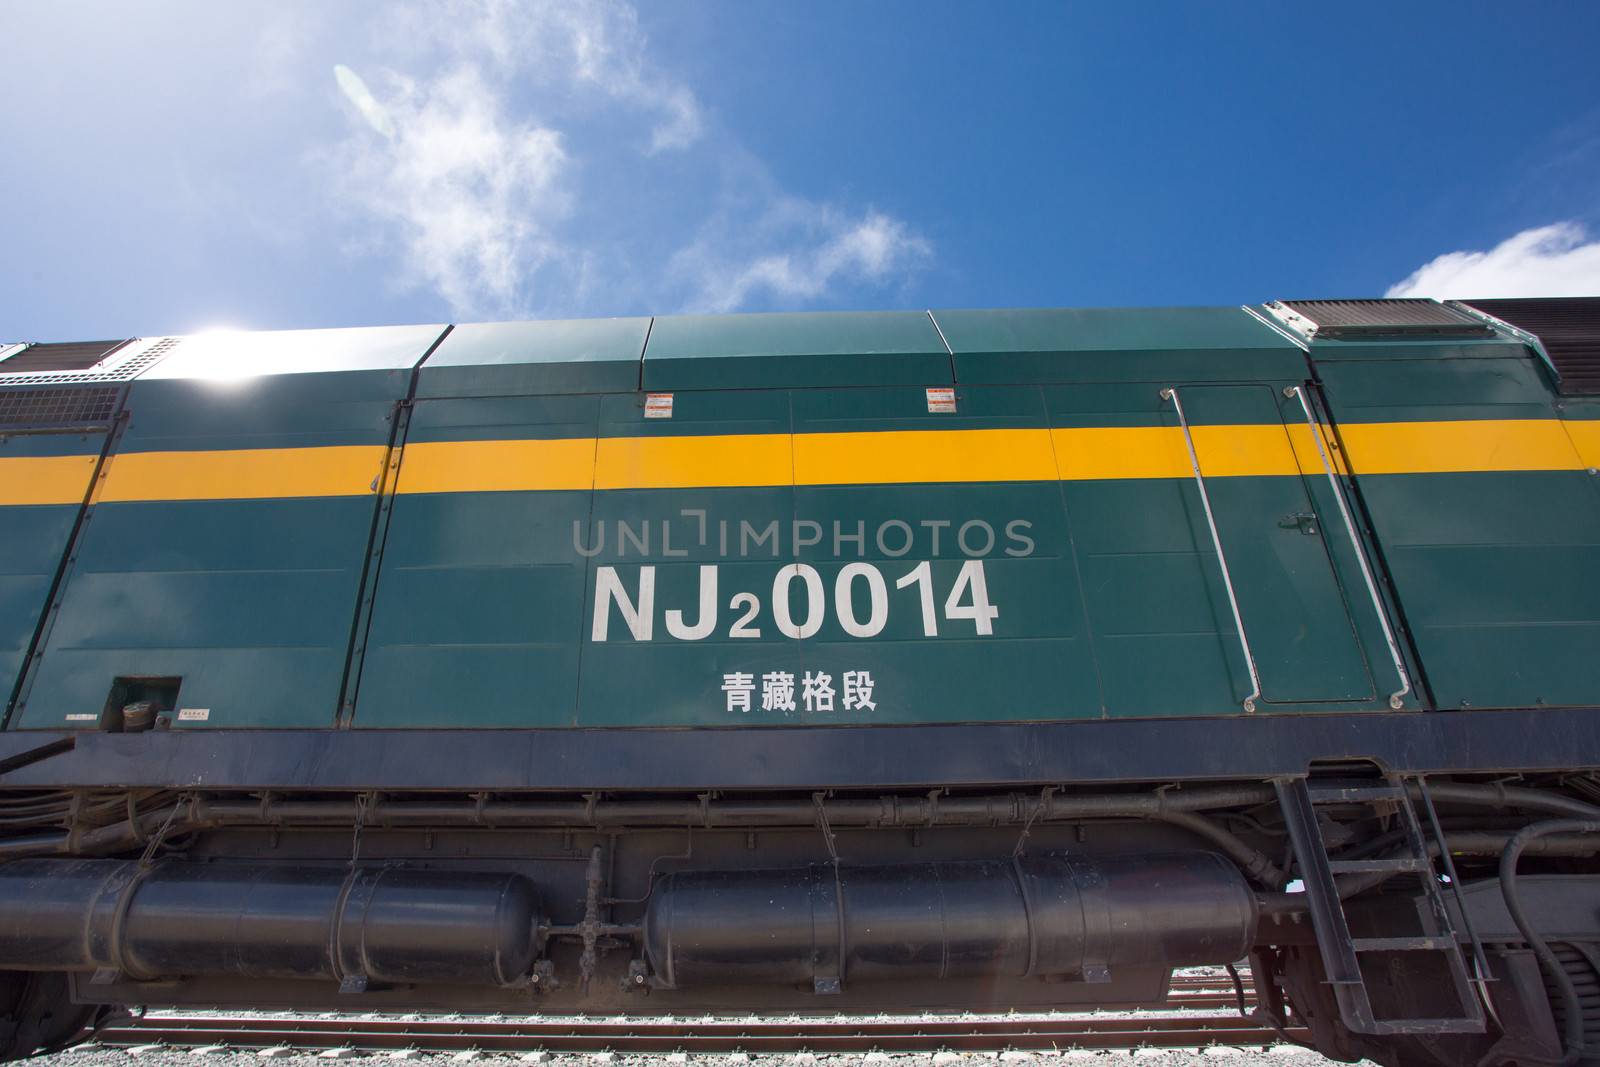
1413 777 1497 1012
1161 387 1261 712
1287 386 1412 709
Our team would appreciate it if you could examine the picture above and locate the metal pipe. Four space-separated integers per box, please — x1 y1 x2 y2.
1414 781 1600 820
1499 820 1600 1066
1151 810 1285 888
0 786 1286 887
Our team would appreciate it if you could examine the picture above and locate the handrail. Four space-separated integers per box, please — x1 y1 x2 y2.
1288 385 1412 709
1160 387 1262 712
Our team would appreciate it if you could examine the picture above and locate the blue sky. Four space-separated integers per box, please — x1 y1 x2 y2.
3 1 1599 341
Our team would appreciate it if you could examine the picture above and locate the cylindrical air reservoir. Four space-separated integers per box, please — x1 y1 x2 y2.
0 859 543 987
644 851 1256 988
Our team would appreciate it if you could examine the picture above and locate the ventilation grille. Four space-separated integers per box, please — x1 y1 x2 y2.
0 387 121 428
1465 297 1600 396
1276 299 1492 339
0 337 181 386
0 340 131 374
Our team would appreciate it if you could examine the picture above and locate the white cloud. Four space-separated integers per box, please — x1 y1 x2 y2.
327 0 926 318
672 206 931 315
333 65 394 140
334 64 571 318
1387 222 1600 299
410 0 703 154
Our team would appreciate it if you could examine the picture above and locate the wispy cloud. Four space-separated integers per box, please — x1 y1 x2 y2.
335 63 570 318
672 204 931 315
333 65 394 140
1387 222 1600 299
327 0 926 319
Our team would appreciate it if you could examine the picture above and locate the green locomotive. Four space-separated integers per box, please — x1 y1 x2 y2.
0 296 1597 1065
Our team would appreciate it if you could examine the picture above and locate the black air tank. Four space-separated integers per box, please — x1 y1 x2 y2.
0 860 542 987
644 851 1254 989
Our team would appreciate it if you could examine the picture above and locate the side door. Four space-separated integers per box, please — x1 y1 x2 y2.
1161 383 1375 708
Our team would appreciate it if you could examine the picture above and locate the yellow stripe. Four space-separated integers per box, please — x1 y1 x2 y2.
595 433 792 489
96 446 389 502
2 420 1590 505
398 439 595 493
1337 419 1581 475
0 454 101 506
1561 420 1600 470
1049 425 1318 480
797 429 1058 485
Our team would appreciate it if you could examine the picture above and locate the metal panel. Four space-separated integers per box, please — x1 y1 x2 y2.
353 394 603 728
138 324 447 380
0 387 120 429
1280 299 1490 338
1466 297 1600 395
642 311 951 390
935 306 1304 384
1053 384 1374 714
0 337 180 387
349 371 1405 729
0 433 108 716
575 389 799 726
417 318 648 398
6 705 1600 791
10 329 449 731
0 340 130 374
1316 357 1600 709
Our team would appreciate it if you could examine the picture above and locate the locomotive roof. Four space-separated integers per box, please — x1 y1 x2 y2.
0 297 1590 393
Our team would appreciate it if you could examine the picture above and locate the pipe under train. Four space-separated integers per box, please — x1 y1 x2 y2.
0 851 1255 991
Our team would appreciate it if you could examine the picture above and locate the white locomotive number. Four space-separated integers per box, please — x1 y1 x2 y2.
590 561 998 642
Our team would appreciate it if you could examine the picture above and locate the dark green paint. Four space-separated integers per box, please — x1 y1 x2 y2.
1320 355 1600 710
935 306 1306 384
9 303 1596 732
643 311 951 390
7 326 452 729
0 433 106 713
419 318 649 398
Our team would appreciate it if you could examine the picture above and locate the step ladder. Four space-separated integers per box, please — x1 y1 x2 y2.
1274 775 1490 1035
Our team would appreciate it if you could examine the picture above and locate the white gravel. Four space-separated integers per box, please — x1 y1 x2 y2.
41 1045 1378 1067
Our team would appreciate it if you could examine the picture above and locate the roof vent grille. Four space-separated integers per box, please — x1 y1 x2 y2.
1272 299 1493 340
0 386 121 428
0 337 181 386
0 340 131 375
1463 297 1600 396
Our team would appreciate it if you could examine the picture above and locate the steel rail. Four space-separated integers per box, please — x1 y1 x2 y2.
92 1011 1296 1054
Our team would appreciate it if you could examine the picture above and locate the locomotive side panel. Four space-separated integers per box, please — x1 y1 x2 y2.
350 306 1411 727
1317 344 1600 709
0 431 106 713
10 326 446 730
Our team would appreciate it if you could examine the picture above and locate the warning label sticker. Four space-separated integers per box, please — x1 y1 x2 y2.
926 387 956 413
644 393 674 419
177 708 211 722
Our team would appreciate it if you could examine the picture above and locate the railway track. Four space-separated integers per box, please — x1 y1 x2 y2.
87 981 1297 1056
